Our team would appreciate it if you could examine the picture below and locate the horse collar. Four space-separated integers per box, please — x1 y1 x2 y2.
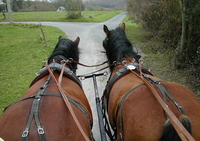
30 63 82 88
105 62 152 96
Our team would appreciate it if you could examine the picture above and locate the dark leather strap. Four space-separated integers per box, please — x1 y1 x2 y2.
22 75 51 141
143 74 185 115
5 92 93 137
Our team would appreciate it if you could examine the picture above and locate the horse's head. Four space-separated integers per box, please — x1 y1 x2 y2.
103 23 141 71
48 36 80 72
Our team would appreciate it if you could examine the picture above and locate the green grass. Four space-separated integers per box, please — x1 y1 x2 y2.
0 11 123 22
0 23 65 115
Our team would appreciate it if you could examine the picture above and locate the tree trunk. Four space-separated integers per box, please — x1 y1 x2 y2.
176 0 190 68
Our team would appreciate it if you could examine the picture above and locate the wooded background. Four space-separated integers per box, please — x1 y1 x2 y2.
127 0 200 92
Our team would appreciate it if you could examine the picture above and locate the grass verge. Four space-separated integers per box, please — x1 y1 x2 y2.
0 23 65 115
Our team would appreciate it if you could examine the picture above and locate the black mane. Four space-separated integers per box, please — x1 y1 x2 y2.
48 38 79 71
103 25 141 71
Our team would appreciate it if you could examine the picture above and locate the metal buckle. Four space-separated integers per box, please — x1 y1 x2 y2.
37 127 45 135
22 129 29 137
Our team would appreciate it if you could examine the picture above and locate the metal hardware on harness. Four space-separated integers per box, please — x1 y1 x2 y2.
22 129 29 137
82 72 108 141
38 127 45 135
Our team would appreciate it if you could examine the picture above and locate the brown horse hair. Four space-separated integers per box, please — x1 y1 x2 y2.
159 115 192 141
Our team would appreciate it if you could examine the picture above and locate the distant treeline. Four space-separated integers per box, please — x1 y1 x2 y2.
0 0 126 12
84 0 127 11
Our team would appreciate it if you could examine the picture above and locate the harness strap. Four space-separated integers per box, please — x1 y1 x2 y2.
22 75 51 141
143 75 185 115
130 70 195 141
5 93 93 134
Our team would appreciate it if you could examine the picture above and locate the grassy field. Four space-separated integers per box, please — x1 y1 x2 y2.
0 11 123 22
0 23 65 114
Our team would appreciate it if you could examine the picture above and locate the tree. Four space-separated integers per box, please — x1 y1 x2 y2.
176 0 200 68
66 0 83 19
0 0 6 19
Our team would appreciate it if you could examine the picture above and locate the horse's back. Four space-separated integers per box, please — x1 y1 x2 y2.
108 73 200 140
0 76 92 140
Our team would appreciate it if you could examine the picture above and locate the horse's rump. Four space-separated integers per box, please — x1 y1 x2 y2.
107 71 200 140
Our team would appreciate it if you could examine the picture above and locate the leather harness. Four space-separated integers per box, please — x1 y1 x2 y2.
102 62 186 141
30 63 82 88
4 63 92 141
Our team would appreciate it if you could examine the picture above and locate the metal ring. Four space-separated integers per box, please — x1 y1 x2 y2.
79 76 85 80
103 71 108 76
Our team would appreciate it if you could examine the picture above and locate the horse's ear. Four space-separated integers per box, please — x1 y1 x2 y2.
120 23 126 31
103 25 110 36
59 36 62 40
74 37 80 46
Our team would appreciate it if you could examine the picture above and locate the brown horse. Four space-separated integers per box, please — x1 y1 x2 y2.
0 36 93 141
102 23 200 141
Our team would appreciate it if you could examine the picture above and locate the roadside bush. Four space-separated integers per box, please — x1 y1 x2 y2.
128 0 181 49
66 11 81 19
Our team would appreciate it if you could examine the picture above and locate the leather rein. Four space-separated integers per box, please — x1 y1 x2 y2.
44 61 91 141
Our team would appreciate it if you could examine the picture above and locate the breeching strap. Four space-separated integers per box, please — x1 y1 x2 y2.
128 68 195 141
45 62 90 141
